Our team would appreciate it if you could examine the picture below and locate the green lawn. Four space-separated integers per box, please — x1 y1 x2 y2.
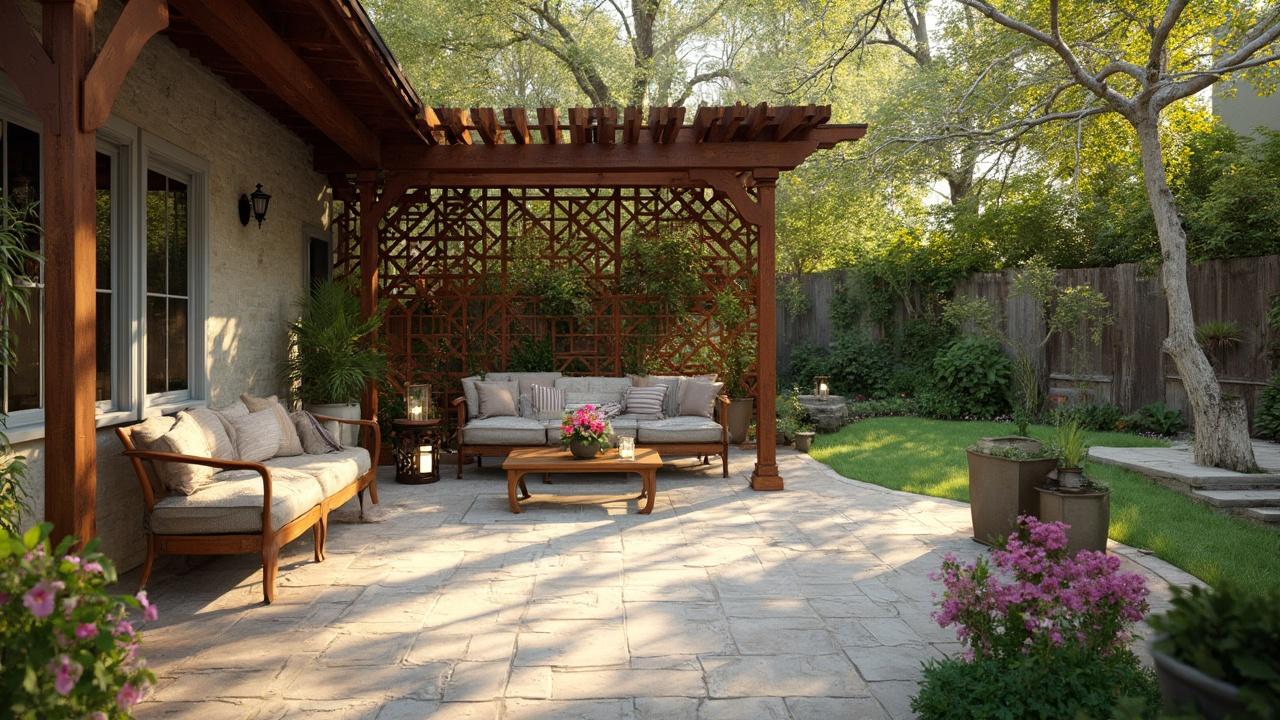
811 416 1280 594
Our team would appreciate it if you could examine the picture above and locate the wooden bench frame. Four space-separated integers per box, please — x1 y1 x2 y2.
116 414 380 604
452 395 730 480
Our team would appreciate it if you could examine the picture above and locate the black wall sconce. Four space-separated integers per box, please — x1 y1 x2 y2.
239 184 272 228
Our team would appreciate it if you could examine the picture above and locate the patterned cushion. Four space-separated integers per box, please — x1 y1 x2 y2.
596 401 623 420
678 380 724 419
553 376 633 408
530 384 566 420
229 409 283 462
292 411 343 455
186 407 237 460
637 416 724 444
153 411 217 496
624 386 666 419
263 447 371 497
463 372 564 418
462 416 547 445
635 375 683 417
149 468 323 535
242 394 304 457
476 381 519 418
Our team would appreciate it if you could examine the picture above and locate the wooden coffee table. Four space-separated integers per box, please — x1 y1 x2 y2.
502 447 663 515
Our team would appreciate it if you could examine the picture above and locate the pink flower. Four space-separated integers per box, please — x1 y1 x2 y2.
82 561 104 574
50 655 82 696
137 590 159 622
75 623 99 640
116 682 144 710
63 554 82 567
114 619 135 638
23 579 62 618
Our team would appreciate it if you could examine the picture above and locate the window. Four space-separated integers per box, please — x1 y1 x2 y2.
95 150 114 406
308 233 331 287
144 168 190 398
1 118 42 419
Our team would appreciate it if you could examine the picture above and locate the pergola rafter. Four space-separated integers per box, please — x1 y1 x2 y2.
332 103 865 491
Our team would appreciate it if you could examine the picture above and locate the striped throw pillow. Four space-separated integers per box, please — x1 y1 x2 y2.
530 384 566 420
624 385 666 419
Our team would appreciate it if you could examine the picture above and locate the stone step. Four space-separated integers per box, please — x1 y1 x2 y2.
1190 489 1280 508
1243 507 1280 523
1088 447 1280 490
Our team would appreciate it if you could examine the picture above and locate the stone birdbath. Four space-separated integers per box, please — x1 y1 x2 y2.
797 395 849 433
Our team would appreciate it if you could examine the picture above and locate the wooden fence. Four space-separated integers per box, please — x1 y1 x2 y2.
778 255 1280 424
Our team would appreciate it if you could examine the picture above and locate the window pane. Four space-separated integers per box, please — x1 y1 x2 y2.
167 179 188 296
8 288 41 412
146 170 168 294
6 123 42 272
167 298 188 392
146 296 167 394
95 292 111 402
95 152 112 291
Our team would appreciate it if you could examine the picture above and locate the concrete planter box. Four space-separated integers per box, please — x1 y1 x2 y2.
794 431 815 453
966 440 1056 545
1151 643 1244 719
307 401 362 447
1037 486 1110 555
727 397 754 444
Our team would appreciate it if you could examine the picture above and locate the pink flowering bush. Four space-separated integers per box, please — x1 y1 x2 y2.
932 515 1149 661
559 404 613 448
1 523 156 718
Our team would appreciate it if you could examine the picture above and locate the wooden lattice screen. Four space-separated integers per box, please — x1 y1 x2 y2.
333 184 759 410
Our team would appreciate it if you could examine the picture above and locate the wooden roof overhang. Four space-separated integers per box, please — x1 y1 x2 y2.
162 0 428 167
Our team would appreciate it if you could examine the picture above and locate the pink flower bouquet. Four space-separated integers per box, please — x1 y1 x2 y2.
560 404 613 450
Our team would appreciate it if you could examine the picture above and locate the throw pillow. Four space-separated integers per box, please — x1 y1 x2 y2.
153 411 217 496
241 394 304 457
229 409 283 463
636 375 682 417
678 379 723 419
476 380 519 418
211 400 249 451
530 383 566 420
596 401 623 420
624 385 666 419
186 407 237 459
292 411 343 454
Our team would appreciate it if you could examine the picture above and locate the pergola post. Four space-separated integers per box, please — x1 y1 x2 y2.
40 0 99 543
357 172 380 422
751 171 783 491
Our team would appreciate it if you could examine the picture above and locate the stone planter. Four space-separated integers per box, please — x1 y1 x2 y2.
306 401 362 447
1151 643 1245 719
726 397 754 445
797 395 849 433
1037 486 1110 555
966 437 1056 545
569 439 601 459
794 431 815 453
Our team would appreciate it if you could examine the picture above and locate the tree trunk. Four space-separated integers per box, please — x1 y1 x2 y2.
1133 117 1257 472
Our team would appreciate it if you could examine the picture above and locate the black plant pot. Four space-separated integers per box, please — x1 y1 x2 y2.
1150 644 1246 719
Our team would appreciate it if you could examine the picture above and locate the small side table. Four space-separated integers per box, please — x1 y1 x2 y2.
392 418 444 485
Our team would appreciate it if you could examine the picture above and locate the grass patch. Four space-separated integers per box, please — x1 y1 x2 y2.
811 416 1280 594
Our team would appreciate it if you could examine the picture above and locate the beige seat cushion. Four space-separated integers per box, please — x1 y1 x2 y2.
264 447 372 497
242 394 305 457
149 469 322 535
463 416 546 445
152 411 217 496
637 416 723 444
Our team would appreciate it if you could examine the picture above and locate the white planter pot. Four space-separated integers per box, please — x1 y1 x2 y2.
306 402 362 446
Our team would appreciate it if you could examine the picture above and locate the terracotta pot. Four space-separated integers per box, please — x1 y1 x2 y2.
966 441 1056 545
569 439 601 459
794 431 815 453
1151 642 1245 719
1037 486 1110 555
726 397 754 445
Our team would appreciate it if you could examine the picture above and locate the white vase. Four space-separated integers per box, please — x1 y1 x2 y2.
306 402 362 446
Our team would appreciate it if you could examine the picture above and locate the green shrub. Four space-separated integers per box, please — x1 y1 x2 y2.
912 649 1160 720
1122 402 1185 436
782 343 831 392
847 397 918 419
509 337 554 372
1256 375 1280 441
776 387 812 441
1051 402 1126 432
1149 583 1280 718
827 332 893 399
919 338 1012 419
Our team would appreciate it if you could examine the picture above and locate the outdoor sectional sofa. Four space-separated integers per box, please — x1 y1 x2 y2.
116 407 379 604
453 372 729 478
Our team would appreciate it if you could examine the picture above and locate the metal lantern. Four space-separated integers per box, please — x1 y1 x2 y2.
814 375 830 400
238 184 272 227
405 383 431 421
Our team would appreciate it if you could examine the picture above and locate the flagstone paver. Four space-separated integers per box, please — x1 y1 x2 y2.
131 448 1192 719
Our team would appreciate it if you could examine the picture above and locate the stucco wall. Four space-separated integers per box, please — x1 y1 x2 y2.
7 0 328 570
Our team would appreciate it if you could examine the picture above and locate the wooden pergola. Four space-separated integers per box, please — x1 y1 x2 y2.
323 104 865 492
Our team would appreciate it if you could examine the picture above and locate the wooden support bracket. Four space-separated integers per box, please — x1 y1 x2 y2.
82 0 168 131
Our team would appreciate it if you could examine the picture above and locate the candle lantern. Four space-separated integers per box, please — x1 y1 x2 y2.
618 436 636 460
405 383 432 421
814 375 830 400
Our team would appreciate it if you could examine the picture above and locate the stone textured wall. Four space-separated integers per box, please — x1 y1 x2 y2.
9 0 328 570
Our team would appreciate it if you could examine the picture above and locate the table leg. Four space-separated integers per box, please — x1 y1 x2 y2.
640 471 656 515
507 471 524 513
517 478 531 499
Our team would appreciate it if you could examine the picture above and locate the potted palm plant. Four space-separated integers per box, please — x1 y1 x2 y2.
285 279 386 444
1037 419 1110 554
716 289 755 444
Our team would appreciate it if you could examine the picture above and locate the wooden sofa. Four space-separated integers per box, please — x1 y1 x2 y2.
452 373 730 479
116 413 379 604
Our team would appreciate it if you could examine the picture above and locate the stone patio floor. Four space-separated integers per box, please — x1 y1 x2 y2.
130 448 1198 720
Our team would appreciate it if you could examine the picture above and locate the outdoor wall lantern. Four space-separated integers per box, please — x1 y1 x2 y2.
239 184 272 228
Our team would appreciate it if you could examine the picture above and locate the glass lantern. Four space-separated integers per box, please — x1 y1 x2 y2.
405 383 431 421
814 375 830 400
418 443 434 474
618 436 636 460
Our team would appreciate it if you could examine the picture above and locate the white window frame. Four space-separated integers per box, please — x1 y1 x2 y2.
138 132 208 418
94 116 140 428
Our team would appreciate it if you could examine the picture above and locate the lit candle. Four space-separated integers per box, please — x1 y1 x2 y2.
818 382 829 399
408 402 423 421
618 436 636 460
418 445 433 474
